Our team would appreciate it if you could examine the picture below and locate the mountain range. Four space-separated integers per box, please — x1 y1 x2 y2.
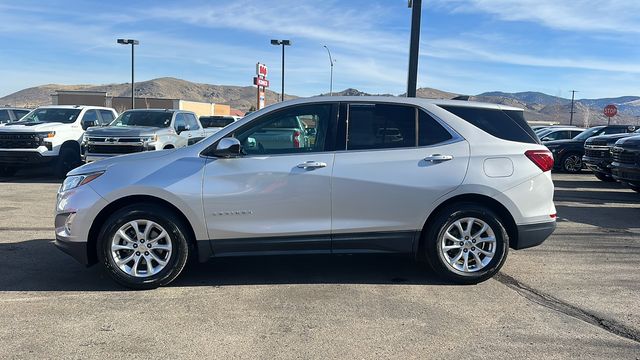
1 77 638 127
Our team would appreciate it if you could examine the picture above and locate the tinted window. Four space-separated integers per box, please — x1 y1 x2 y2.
13 110 29 119
347 104 415 150
174 113 186 130
439 105 538 144
19 108 81 124
184 113 200 130
419 110 453 146
112 111 173 128
602 127 633 135
235 104 331 155
0 110 9 123
201 116 235 128
81 110 98 123
99 110 115 125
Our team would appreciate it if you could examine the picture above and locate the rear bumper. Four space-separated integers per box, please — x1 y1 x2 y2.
513 221 556 250
0 150 55 165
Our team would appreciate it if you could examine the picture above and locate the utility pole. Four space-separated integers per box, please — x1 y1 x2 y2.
569 90 577 126
406 0 422 97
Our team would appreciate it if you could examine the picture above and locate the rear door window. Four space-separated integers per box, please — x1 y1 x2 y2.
347 104 415 150
439 105 538 144
99 110 115 125
419 110 453 146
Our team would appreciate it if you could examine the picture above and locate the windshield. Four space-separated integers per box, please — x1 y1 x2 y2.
19 108 81 124
111 111 173 128
574 127 604 141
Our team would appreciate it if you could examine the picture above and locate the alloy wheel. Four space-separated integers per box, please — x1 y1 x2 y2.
439 217 496 273
110 220 173 277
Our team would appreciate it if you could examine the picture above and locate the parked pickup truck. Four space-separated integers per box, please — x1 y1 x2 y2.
583 129 640 182
83 109 214 163
242 115 314 154
199 115 241 135
0 105 117 177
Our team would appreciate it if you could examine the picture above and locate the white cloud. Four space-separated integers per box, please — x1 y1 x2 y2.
432 0 640 33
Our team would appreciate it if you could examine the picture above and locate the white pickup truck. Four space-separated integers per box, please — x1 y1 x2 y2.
82 109 214 163
0 105 117 177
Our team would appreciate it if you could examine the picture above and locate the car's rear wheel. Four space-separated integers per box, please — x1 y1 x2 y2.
594 172 615 182
561 153 582 173
424 203 508 284
97 204 192 289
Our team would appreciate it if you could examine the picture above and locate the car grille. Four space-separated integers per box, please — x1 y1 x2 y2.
611 147 639 164
0 133 42 149
584 147 610 159
588 139 608 147
87 144 144 154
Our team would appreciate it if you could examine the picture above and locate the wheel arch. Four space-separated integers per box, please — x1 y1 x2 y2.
163 144 175 149
86 195 198 266
417 193 519 258
60 140 81 154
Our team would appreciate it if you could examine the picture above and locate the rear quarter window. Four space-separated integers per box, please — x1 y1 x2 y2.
439 105 539 144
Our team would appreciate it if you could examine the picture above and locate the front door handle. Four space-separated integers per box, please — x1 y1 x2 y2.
297 161 327 169
424 154 453 162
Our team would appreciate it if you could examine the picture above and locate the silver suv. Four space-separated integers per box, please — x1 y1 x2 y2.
55 97 556 289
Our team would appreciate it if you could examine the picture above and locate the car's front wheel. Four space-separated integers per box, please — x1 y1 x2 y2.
97 204 192 289
424 203 509 284
561 153 583 173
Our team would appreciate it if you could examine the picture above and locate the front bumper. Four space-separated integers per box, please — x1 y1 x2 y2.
513 221 556 250
0 150 55 165
611 162 640 185
582 155 612 175
54 237 89 265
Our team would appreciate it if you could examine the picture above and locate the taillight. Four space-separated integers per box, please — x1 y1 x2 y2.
525 150 554 172
293 131 301 148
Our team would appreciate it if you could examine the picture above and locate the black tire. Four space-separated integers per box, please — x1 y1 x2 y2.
424 203 509 284
55 146 81 178
97 204 192 289
628 183 640 193
0 165 17 177
561 153 583 173
594 172 616 182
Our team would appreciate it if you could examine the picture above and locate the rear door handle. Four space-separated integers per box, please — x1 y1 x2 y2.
424 154 453 162
297 161 327 169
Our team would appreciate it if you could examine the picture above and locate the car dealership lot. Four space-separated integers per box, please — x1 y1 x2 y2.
0 171 638 358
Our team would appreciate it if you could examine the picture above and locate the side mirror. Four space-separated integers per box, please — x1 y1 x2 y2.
176 125 186 134
213 137 241 158
82 120 97 130
305 128 317 136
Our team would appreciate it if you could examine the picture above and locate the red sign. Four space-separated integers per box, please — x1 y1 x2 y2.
256 63 268 77
604 104 618 117
253 77 270 87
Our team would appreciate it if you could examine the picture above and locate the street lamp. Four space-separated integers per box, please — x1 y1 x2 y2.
270 39 291 102
406 0 422 97
117 38 140 109
323 45 335 96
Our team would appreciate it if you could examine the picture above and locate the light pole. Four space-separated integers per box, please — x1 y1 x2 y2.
407 0 422 97
270 39 291 101
569 90 578 126
323 45 335 96
117 38 139 109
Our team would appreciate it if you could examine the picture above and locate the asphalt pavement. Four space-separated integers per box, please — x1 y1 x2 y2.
0 169 638 359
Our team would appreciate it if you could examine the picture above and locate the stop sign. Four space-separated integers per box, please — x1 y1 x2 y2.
604 104 618 117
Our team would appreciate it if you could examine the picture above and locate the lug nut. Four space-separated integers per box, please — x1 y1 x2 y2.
133 244 138 248
135 251 140 256
465 236 469 240
459 242 464 246
472 239 476 243
147 243 151 248
471 247 475 251
463 249 468 253
140 239 145 243
144 251 149 256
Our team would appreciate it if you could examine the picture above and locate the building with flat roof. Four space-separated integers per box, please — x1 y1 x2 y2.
52 90 234 118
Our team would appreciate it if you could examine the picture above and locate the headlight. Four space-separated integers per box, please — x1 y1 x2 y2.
61 171 104 192
142 134 158 142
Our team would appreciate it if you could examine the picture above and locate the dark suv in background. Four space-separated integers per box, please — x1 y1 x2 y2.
611 135 640 192
583 129 640 181
545 125 638 173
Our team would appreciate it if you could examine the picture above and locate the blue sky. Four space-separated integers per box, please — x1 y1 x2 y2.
0 0 639 99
